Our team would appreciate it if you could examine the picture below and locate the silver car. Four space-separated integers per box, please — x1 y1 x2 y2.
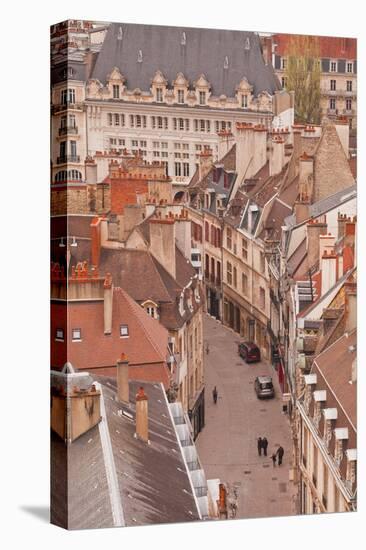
254 376 275 399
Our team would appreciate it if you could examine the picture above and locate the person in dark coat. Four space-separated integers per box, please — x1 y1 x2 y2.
212 386 218 404
262 437 268 456
257 437 263 456
271 452 277 467
277 446 284 465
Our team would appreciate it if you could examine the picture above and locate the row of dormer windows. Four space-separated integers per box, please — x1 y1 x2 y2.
106 112 232 133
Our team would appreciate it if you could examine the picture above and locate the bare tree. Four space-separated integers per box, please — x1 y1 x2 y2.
285 35 321 124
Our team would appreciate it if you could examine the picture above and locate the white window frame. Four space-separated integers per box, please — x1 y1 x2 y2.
120 324 129 338
72 328 82 341
330 60 338 73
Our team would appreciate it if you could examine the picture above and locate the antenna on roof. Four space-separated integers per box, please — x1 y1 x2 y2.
117 26 123 40
137 49 143 63
244 37 251 50
181 31 186 46
224 56 229 69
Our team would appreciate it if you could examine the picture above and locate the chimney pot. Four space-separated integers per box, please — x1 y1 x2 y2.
135 386 149 442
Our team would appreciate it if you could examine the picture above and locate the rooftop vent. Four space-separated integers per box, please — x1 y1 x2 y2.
224 56 229 69
244 37 251 50
181 31 186 46
117 27 123 40
137 50 143 63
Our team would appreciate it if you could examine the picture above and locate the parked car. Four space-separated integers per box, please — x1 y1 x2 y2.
254 376 275 399
238 342 261 363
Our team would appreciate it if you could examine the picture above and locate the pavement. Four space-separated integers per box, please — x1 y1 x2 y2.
196 314 297 520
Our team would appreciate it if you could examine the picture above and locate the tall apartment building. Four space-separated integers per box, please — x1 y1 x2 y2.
262 34 357 133
51 22 294 198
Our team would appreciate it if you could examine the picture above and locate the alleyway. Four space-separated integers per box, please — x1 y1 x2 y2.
196 314 297 520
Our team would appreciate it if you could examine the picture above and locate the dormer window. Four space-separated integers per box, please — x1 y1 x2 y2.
72 328 81 341
199 91 206 105
281 57 287 70
113 85 120 99
330 60 338 72
120 324 129 338
156 88 163 102
241 94 248 108
346 62 353 73
55 328 64 341
178 89 185 104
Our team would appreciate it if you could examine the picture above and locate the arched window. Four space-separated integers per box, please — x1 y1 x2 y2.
55 170 68 182
68 170 82 181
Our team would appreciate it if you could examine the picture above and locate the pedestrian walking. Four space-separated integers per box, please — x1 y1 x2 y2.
271 452 277 467
212 386 218 404
262 437 268 456
277 445 284 466
257 437 263 456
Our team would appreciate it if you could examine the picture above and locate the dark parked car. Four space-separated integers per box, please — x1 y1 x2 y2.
254 376 275 399
238 342 261 363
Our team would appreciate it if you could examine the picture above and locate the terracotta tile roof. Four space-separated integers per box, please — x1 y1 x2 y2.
273 34 356 60
259 198 292 241
314 330 357 428
51 288 170 387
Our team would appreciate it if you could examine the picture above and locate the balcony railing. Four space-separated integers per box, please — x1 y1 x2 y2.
58 125 78 136
187 459 201 471
52 102 83 113
57 155 80 164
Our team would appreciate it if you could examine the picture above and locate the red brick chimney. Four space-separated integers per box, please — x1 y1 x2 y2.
104 273 113 335
135 386 149 442
116 353 129 404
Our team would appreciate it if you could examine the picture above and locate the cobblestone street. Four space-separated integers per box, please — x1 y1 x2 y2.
196 314 297 519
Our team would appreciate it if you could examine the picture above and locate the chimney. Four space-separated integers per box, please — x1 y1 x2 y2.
298 152 314 201
344 281 357 333
321 250 337 295
198 148 213 181
351 358 357 383
337 213 348 239
135 386 149 442
252 125 268 175
175 210 192 260
306 219 327 270
90 217 102 266
319 233 336 265
149 216 176 279
218 130 234 160
294 197 310 224
335 117 350 159
85 157 97 184
269 135 285 176
235 123 255 182
104 273 113 334
292 126 304 159
116 353 129 404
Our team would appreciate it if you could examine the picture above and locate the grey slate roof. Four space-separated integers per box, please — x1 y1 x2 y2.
91 23 281 97
51 378 201 529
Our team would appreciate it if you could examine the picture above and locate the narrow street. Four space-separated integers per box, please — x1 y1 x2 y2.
196 314 297 519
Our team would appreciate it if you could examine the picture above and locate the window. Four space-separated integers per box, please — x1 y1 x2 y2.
205 222 209 241
151 116 156 129
146 306 156 318
312 444 318 487
346 99 352 111
72 328 81 341
216 261 221 284
259 287 265 310
55 328 64 341
114 113 120 126
241 94 248 108
226 228 232 250
183 163 190 177
330 79 336 91
109 138 116 146
131 139 138 147
61 88 75 105
322 463 328 509
178 89 185 103
129 114 135 127
242 273 248 295
70 141 77 156
113 84 120 98
185 119 190 131
142 115 147 128
158 116 163 129
242 238 248 260
175 162 182 176
330 61 337 72
227 262 233 285
281 57 287 70
108 113 113 126
200 119 205 132
260 251 265 273
233 267 237 288
347 62 353 73
281 77 287 88
136 114 141 128
215 121 220 133
210 257 215 281
205 254 210 278
161 142 168 149
120 325 129 337
199 91 206 105
179 118 184 130
329 98 336 110
156 88 163 102
346 80 352 92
